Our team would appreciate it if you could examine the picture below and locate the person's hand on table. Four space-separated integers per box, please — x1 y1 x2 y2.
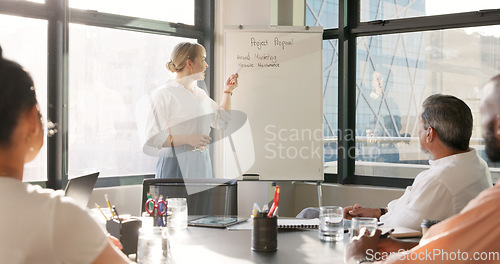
345 228 382 264
343 204 381 219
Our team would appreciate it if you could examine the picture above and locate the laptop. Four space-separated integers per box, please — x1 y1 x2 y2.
64 172 100 208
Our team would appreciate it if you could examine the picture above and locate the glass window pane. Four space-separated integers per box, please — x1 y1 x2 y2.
355 25 500 182
306 1 339 173
323 39 339 174
0 15 48 182
361 0 500 21
68 24 194 178
69 0 194 25
306 0 339 28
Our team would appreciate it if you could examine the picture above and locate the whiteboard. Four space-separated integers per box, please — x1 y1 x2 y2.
223 26 324 181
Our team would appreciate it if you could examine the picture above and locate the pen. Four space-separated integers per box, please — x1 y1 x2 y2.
262 204 269 213
112 205 121 222
380 229 394 239
267 186 280 218
272 206 278 217
95 203 109 221
105 194 115 219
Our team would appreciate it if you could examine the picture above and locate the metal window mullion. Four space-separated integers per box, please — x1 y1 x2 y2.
337 0 358 184
69 9 203 39
46 0 69 190
195 0 215 175
323 28 339 39
196 0 214 97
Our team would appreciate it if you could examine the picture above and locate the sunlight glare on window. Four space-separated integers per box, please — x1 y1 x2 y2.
69 0 194 25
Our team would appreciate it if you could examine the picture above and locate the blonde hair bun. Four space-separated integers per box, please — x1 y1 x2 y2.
166 60 178 73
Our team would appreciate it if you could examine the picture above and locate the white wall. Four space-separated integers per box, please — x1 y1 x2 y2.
89 185 143 216
292 183 404 216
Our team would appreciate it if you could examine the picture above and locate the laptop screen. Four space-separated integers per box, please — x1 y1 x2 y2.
64 172 99 208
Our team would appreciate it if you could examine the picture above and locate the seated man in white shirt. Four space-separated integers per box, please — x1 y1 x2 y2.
343 94 492 230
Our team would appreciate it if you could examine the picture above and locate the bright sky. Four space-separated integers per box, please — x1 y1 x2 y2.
426 0 497 15
426 0 500 36
27 0 193 25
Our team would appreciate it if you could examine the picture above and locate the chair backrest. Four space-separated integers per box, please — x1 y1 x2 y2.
141 178 238 216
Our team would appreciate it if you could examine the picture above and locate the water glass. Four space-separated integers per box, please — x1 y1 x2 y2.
351 217 378 239
167 198 188 229
318 206 344 242
136 227 168 264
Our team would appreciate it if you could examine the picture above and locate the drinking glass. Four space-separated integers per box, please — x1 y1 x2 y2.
136 227 168 264
351 217 378 239
167 198 188 229
318 206 344 242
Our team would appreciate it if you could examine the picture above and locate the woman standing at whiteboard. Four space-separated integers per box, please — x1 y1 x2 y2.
142 42 238 179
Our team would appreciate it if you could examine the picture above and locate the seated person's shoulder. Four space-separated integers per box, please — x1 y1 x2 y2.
426 154 489 185
24 183 76 209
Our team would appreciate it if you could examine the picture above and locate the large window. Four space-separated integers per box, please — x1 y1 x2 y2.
360 0 499 21
0 14 48 182
322 38 339 174
69 0 195 24
306 0 339 28
306 0 500 184
306 1 339 174
68 24 195 178
0 0 208 187
355 26 500 182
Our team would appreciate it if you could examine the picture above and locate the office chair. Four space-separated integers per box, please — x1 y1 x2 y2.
141 178 238 216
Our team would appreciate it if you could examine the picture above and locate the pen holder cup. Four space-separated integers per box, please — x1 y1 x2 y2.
251 216 278 252
106 218 142 255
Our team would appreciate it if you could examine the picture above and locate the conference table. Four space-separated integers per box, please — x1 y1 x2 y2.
166 224 349 264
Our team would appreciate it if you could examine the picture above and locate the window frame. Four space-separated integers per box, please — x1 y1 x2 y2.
323 1 500 187
0 0 214 189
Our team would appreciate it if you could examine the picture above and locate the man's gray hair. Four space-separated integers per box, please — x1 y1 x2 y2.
421 94 472 151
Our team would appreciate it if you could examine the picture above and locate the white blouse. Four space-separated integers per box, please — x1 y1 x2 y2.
140 80 230 178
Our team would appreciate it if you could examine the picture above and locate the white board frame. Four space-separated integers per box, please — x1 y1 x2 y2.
223 25 324 181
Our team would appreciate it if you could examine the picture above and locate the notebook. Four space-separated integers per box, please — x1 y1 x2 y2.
64 172 100 208
278 218 319 229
